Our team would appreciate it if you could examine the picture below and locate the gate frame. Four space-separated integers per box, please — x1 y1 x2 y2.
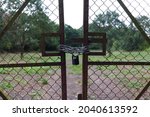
82 0 150 100
0 0 67 100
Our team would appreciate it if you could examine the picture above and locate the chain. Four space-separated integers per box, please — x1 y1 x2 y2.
58 44 89 55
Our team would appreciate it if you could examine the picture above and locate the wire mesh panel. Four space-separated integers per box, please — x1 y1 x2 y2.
0 0 66 100
88 65 150 100
0 66 62 99
83 0 150 100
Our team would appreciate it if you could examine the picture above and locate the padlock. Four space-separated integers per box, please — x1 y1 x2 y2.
72 55 79 65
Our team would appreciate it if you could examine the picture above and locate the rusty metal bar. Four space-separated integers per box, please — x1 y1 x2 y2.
40 33 46 57
88 52 106 56
88 32 106 37
135 81 150 100
0 0 31 40
82 0 89 100
88 62 150 65
42 52 61 56
117 0 150 44
41 32 60 37
89 38 107 43
0 89 8 100
59 0 67 100
40 32 61 57
0 62 62 68
72 38 106 43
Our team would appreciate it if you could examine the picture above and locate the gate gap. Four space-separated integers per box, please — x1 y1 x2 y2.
64 0 83 99
64 0 83 29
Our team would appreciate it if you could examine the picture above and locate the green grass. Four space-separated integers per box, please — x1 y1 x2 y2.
127 81 143 89
0 81 13 90
14 77 28 86
0 68 14 74
0 66 57 75
29 90 42 99
36 78 49 85
68 65 82 75
89 50 149 62
0 51 150 90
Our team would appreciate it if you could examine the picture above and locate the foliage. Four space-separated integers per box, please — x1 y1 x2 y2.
65 24 80 46
0 0 59 53
0 1 150 52
89 11 150 52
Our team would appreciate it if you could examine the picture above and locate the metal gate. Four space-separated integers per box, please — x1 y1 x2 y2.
0 0 66 100
82 0 150 100
0 0 150 100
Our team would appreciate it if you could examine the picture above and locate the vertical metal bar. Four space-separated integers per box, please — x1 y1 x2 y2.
135 81 150 100
117 0 150 44
0 89 8 100
40 34 46 56
0 0 31 40
82 0 89 100
59 0 67 100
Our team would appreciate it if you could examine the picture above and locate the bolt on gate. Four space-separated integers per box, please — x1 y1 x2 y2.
0 0 150 100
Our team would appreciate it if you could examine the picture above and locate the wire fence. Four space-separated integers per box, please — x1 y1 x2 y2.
87 0 150 100
0 0 64 100
0 0 150 100
88 65 150 100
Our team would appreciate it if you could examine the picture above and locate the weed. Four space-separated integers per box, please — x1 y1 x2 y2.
0 81 13 90
29 90 42 99
37 78 48 85
69 65 82 75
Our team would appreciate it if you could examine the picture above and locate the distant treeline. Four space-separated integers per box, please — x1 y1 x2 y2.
0 0 150 53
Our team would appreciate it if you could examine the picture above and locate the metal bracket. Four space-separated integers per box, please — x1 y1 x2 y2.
72 32 107 56
40 32 61 56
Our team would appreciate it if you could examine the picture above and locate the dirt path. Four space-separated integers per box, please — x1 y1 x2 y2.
66 55 82 100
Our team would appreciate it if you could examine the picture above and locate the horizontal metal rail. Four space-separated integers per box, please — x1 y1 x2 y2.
88 62 150 65
0 62 62 68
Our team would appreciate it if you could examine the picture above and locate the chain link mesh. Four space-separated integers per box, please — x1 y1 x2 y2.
88 65 150 99
1 0 150 100
87 0 150 99
0 0 63 100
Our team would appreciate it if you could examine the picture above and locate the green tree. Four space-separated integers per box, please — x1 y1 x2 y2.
137 16 150 35
65 24 80 46
89 11 126 55
120 16 150 51
0 0 59 54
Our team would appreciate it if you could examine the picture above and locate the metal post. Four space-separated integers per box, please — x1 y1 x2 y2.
59 0 67 100
82 0 89 100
